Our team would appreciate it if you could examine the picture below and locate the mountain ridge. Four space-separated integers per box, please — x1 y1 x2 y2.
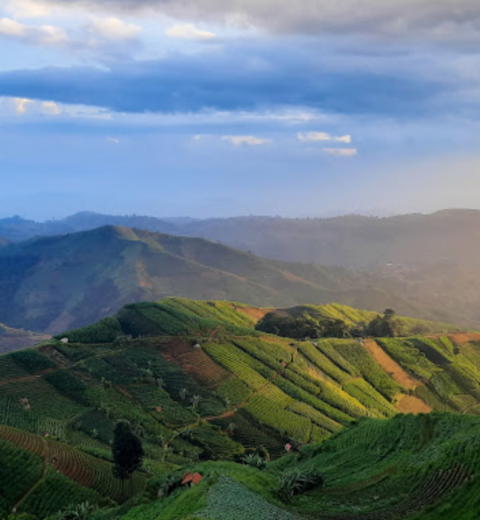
0 225 426 334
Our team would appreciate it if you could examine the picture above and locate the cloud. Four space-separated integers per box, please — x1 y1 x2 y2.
222 135 272 146
0 40 446 117
0 18 26 36
32 0 480 45
0 17 68 45
166 23 216 41
87 17 142 41
323 147 357 157
4 0 51 18
42 101 61 115
298 132 352 143
13 98 34 114
107 136 120 145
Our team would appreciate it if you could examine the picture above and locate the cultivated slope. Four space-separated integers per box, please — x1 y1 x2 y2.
118 413 480 520
0 226 421 334
0 298 478 518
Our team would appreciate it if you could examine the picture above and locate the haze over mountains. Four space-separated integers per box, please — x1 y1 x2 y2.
0 225 419 335
1 209 480 332
2 209 479 270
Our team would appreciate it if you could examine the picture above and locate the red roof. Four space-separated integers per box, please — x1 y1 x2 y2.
182 472 203 485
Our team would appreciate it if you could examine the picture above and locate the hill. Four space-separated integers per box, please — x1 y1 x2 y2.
5 209 480 271
111 413 480 520
0 226 423 334
0 298 478 517
0 213 177 242
4 210 480 328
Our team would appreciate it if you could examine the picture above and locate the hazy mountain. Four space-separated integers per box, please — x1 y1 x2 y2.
4 209 480 270
0 323 50 355
0 226 423 334
0 212 177 242
181 209 480 270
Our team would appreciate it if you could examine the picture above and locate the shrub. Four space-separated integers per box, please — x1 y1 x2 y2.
277 468 324 502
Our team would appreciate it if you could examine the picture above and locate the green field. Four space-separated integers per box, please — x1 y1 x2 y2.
0 298 479 518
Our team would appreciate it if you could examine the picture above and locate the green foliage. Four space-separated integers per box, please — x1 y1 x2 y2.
10 349 56 373
201 476 300 520
277 467 324 502
58 317 124 344
20 469 100 519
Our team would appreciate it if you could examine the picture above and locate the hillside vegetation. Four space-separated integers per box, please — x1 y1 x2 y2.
0 298 478 518
0 226 424 334
3 211 480 329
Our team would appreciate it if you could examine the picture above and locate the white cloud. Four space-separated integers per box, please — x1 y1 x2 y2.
298 132 352 143
222 135 272 146
107 136 120 145
88 17 142 41
0 17 68 45
37 24 68 44
323 147 358 157
166 23 216 41
42 101 61 115
34 0 480 45
5 0 51 18
0 18 26 36
13 98 34 114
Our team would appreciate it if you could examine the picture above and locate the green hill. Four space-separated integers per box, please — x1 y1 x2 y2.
0 298 478 518
113 413 480 520
0 226 426 335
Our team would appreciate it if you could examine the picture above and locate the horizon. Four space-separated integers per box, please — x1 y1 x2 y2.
1 206 480 224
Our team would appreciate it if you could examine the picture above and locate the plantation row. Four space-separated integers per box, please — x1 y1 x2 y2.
0 424 146 503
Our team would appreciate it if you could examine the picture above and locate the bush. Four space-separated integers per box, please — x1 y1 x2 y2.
277 468 324 502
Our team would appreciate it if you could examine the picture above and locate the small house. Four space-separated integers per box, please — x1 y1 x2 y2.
60 338 69 344
182 472 203 487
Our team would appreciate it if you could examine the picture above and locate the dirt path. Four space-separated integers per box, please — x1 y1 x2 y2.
363 339 421 390
396 395 432 414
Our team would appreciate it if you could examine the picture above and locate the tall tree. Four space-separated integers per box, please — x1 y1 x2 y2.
112 421 144 489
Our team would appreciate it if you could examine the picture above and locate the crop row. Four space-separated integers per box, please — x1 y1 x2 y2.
0 424 145 503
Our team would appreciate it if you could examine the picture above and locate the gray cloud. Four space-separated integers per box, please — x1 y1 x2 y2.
40 0 480 44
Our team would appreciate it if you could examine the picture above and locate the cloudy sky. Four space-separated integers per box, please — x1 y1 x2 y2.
0 0 479 219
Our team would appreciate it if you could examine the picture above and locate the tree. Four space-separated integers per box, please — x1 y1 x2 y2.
366 309 404 338
112 421 144 489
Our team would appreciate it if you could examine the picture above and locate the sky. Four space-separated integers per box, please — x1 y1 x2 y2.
0 0 480 220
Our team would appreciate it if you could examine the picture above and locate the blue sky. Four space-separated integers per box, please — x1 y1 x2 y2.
0 0 479 219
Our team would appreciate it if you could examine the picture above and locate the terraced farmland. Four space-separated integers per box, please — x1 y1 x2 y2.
0 297 479 518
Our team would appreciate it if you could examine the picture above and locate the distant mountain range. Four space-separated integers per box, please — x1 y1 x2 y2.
0 225 426 334
2 210 480 330
1 209 480 270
